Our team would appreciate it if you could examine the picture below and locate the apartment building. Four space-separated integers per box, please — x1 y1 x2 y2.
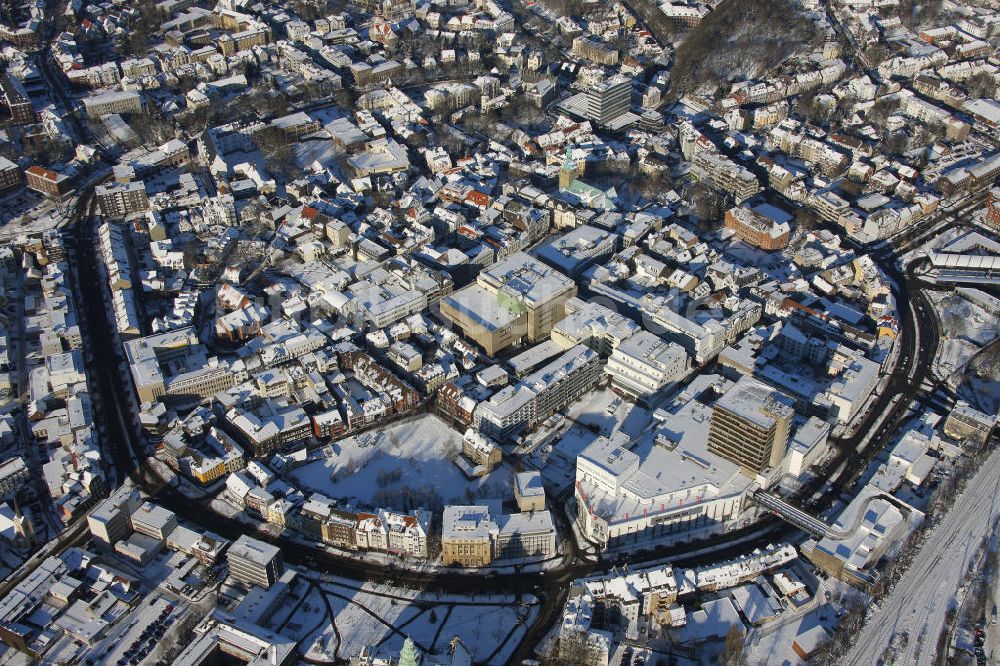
943 400 996 446
227 534 284 588
0 156 23 193
457 428 502 476
25 166 75 201
723 207 791 250
475 344 603 441
1 73 36 125
82 90 142 118
96 180 149 219
0 457 29 497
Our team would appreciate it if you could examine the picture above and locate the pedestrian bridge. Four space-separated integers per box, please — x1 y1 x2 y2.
752 489 832 539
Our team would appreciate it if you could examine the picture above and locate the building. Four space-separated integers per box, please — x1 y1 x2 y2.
536 225 619 278
571 36 619 66
81 90 143 118
723 207 791 250
494 510 557 561
573 388 754 549
129 502 178 540
439 251 577 356
441 504 494 567
806 485 916 588
551 297 640 356
25 166 75 201
0 458 29 497
690 150 761 202
944 400 996 447
514 470 545 512
441 501 557 566
457 428 503 477
586 76 631 126
707 377 794 474
475 345 604 441
87 485 141 545
606 331 689 402
0 74 36 124
124 327 235 404
0 156 24 193
227 534 284 588
96 180 149 219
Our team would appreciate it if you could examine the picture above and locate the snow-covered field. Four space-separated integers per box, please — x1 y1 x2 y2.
290 576 538 664
928 291 1000 379
289 415 513 510
843 445 1000 665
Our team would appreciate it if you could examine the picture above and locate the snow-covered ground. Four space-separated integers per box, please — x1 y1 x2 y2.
565 387 654 438
927 291 1000 380
292 137 343 172
290 576 538 664
843 445 1000 665
289 414 513 510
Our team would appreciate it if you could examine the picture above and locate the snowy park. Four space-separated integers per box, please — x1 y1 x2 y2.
288 414 514 511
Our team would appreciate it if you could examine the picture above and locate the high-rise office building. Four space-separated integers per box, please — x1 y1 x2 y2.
707 376 794 473
586 75 632 126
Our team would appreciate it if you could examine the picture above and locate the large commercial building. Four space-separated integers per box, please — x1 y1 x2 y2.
439 251 577 356
227 534 284 588
707 377 795 474
124 327 236 404
574 381 755 549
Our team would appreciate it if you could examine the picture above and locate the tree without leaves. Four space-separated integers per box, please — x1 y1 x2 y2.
724 623 746 665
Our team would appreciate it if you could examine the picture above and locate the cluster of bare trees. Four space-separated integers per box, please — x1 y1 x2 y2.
669 0 820 99
117 0 161 58
372 485 444 511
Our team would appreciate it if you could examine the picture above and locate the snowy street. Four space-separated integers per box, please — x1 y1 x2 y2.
843 444 1000 665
